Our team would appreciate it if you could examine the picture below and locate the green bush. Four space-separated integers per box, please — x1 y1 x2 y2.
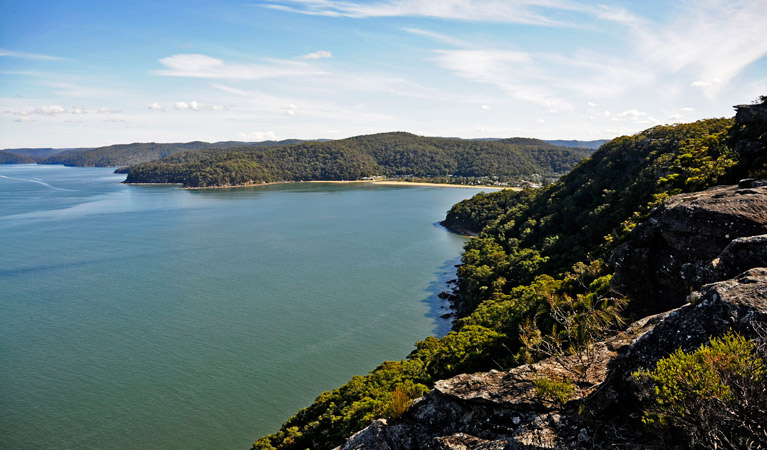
633 332 767 449
533 376 575 406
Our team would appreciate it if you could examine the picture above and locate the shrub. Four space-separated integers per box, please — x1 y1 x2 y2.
633 332 767 449
533 375 575 406
519 271 626 381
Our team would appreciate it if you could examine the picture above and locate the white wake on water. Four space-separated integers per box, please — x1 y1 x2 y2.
0 174 76 191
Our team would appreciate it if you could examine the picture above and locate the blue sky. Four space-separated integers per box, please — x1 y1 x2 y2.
1 0 766 148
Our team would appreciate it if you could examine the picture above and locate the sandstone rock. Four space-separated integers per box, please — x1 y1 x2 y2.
734 101 767 125
610 182 767 317
732 99 767 160
597 268 767 446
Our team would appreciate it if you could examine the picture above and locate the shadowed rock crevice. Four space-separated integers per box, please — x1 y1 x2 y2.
609 181 767 317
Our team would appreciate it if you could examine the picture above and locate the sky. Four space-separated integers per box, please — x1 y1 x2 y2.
1 0 766 148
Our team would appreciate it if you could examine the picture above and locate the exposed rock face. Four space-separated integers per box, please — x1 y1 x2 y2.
606 269 767 416
732 99 767 160
337 269 767 450
735 102 767 125
609 181 767 317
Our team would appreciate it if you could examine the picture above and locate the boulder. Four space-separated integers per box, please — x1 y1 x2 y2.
609 181 767 317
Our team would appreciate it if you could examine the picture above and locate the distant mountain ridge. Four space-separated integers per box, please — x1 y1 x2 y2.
0 150 37 164
0 147 91 159
543 139 608 150
37 140 305 167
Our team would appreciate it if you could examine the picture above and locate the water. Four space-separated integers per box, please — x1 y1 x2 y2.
0 165 489 450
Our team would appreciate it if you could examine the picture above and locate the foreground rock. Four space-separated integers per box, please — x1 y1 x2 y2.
609 180 767 317
337 268 767 449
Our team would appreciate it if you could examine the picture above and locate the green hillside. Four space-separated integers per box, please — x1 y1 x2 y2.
125 132 589 187
0 151 36 164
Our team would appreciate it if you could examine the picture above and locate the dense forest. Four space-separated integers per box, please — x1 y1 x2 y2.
37 140 304 168
124 132 589 187
0 150 36 164
252 97 767 450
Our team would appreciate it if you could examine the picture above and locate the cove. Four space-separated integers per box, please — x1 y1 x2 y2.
0 164 492 450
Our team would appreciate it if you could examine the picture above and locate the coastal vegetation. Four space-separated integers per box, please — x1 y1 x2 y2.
124 132 589 187
634 331 767 449
253 96 767 450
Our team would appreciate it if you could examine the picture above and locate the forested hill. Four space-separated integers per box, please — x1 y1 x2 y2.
543 139 608 150
251 96 767 450
38 139 304 167
0 147 88 159
124 132 590 187
0 151 36 164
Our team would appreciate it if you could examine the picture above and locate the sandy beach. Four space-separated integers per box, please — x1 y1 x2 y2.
370 180 513 190
166 179 517 190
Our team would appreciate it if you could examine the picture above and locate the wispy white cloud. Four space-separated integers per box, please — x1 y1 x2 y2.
259 0 577 25
48 81 123 98
0 49 66 61
211 83 252 96
238 130 276 140
401 28 469 47
430 49 560 106
618 109 647 119
691 79 722 88
155 53 325 80
628 0 767 98
20 105 68 116
590 4 641 26
431 49 598 108
148 102 165 111
173 100 224 111
301 50 333 59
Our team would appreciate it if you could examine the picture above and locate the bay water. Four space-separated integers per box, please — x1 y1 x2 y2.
0 165 487 449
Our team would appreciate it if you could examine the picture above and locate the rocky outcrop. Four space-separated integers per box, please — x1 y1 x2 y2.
609 180 767 317
735 101 767 125
338 269 767 449
606 269 767 414
732 98 767 159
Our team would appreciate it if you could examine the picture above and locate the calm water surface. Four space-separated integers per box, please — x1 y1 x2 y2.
0 165 490 449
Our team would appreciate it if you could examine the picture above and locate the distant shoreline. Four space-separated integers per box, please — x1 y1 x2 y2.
140 179 515 190
370 180 511 190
